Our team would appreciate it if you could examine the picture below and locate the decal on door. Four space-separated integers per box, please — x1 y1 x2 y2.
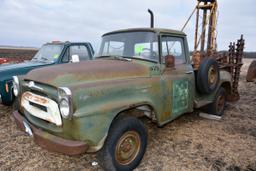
172 80 189 114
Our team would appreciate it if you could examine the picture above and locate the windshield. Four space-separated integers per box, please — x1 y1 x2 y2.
32 44 63 63
96 31 159 62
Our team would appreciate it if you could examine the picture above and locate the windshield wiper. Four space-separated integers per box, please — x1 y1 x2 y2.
97 55 131 61
41 57 48 61
38 57 50 63
131 56 158 63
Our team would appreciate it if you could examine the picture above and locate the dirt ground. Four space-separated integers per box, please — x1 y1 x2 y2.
0 59 255 171
0 48 37 59
0 48 37 64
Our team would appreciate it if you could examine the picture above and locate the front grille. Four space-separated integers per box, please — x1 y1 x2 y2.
21 91 62 126
30 89 48 98
29 101 48 112
22 80 59 102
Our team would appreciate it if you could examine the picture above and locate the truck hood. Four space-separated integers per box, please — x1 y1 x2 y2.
25 60 150 87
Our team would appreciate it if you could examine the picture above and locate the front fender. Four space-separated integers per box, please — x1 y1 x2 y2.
0 79 13 103
71 96 156 152
0 68 32 103
68 78 161 151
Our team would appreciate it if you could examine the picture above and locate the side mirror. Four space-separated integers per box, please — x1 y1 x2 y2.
165 55 175 68
70 55 80 63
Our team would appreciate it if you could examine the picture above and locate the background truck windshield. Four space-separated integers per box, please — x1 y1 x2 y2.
32 44 63 63
97 31 159 62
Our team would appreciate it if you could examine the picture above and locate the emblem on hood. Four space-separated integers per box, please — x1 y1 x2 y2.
26 81 43 91
28 81 35 88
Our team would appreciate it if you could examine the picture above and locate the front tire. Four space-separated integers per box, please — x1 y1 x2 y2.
1 93 14 106
97 116 147 171
2 99 13 106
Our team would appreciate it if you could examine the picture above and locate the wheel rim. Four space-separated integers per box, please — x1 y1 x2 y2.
115 131 141 165
208 66 217 85
217 94 225 114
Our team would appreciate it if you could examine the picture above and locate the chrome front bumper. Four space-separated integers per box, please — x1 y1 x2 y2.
13 110 89 155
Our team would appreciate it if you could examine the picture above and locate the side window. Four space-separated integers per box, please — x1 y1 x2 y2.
161 36 186 65
70 45 90 61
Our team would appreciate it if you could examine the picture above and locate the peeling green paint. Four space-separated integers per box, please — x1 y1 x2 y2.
172 80 189 115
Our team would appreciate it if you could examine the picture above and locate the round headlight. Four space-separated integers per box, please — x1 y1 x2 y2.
12 76 19 97
59 98 70 118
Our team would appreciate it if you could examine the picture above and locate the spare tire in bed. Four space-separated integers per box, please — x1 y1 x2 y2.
197 58 220 94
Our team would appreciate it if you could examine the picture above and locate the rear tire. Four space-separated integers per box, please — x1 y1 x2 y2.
97 115 147 171
197 58 220 94
204 87 226 116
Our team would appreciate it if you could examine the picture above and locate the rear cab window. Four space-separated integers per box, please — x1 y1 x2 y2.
62 45 91 62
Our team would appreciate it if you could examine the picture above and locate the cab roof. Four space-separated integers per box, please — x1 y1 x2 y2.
103 28 186 36
45 41 90 46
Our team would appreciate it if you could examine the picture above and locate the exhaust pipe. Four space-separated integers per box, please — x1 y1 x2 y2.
148 9 154 28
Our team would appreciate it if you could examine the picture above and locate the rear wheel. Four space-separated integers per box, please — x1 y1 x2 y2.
205 87 226 116
197 58 220 94
97 116 147 171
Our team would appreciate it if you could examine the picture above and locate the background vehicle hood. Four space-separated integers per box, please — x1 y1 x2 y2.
0 61 52 81
24 60 150 87
0 61 50 72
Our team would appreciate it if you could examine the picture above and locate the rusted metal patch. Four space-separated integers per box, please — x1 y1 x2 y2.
21 91 62 126
23 91 48 104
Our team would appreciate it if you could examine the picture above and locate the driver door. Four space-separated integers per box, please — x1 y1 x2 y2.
161 35 195 121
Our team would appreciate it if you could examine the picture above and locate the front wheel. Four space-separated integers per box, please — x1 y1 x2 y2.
1 93 14 106
97 116 147 171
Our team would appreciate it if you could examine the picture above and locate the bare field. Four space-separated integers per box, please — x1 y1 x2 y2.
0 48 37 61
0 59 255 171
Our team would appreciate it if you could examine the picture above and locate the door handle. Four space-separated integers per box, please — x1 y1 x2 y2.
186 71 193 74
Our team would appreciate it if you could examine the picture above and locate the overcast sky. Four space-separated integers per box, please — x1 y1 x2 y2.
0 0 255 52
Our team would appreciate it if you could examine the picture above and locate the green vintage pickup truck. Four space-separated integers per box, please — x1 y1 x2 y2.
13 28 232 171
